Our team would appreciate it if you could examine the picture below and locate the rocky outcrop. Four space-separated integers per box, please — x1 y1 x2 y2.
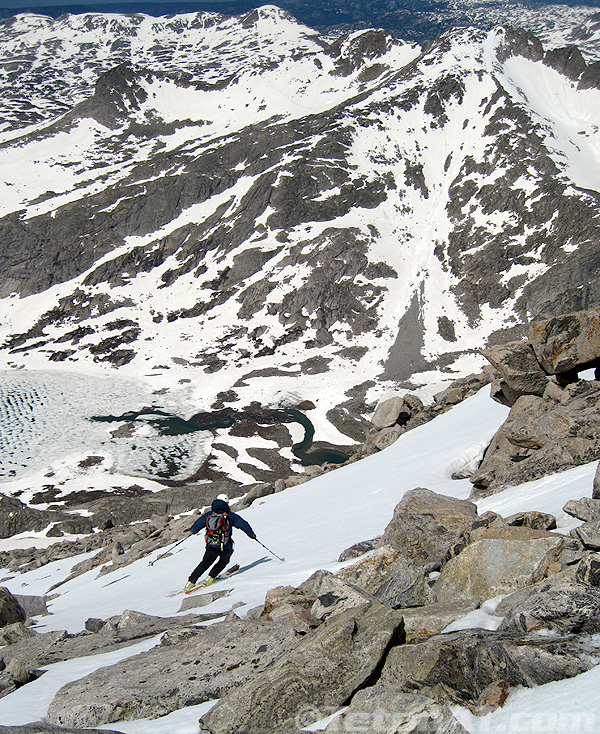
46 618 299 728
498 582 600 634
198 602 405 734
0 588 26 628
378 488 479 572
360 372 492 459
378 628 596 711
320 686 468 733
433 526 564 603
471 308 600 495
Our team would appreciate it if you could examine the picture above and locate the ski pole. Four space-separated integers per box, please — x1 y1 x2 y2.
148 536 188 566
255 538 285 562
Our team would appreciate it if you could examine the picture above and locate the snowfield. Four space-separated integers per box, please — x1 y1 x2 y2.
0 384 598 732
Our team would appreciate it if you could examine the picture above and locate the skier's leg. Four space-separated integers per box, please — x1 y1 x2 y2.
189 545 220 584
209 547 234 578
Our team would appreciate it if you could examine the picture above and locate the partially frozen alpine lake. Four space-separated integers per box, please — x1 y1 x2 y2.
0 369 211 483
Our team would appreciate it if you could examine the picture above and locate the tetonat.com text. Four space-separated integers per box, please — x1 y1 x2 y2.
294 704 596 732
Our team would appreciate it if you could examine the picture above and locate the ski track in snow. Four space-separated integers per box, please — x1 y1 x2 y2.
0 386 598 732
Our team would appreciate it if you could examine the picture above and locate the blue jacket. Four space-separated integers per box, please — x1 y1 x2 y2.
190 498 256 549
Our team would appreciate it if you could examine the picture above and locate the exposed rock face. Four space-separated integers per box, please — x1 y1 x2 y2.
198 602 405 734
482 339 549 404
0 588 26 628
472 309 600 493
46 619 299 727
321 686 468 733
498 582 600 634
528 308 600 374
378 488 479 572
471 381 600 495
433 526 564 603
378 628 596 710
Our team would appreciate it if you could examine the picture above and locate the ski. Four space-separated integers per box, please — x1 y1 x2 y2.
166 564 240 598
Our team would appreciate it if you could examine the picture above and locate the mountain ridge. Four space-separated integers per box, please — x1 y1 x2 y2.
0 6 599 484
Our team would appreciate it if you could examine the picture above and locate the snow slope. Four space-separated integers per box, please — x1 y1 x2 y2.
0 384 598 732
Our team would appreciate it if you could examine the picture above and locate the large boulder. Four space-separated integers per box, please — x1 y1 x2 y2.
320 686 468 733
528 308 600 375
378 628 595 710
470 382 600 495
378 488 479 572
335 545 431 608
482 339 549 405
0 589 26 628
564 497 600 523
397 599 480 641
498 582 600 635
433 526 564 603
371 396 412 428
46 618 299 727
198 602 405 734
298 569 378 620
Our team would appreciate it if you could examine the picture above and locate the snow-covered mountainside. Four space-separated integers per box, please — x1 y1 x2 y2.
1 5 600 484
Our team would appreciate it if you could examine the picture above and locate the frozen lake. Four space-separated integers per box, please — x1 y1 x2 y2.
0 370 211 482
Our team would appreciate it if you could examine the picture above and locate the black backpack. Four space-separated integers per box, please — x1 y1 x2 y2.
206 511 232 550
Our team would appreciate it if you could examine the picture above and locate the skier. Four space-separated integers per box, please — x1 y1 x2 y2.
184 495 256 591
